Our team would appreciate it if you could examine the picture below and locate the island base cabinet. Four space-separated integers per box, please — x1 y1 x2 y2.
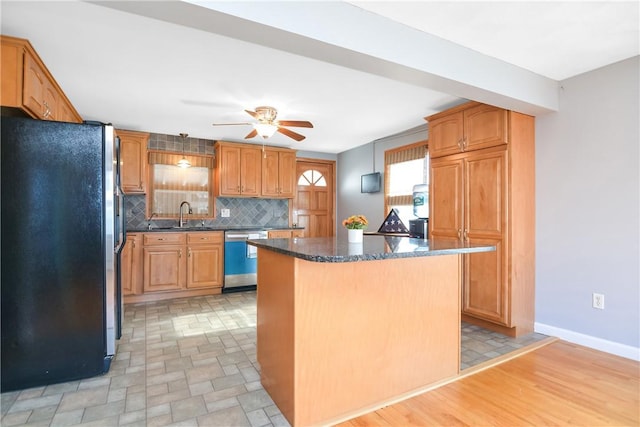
257 249 462 427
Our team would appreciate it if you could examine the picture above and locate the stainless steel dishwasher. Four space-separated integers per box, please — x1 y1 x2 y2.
223 230 268 291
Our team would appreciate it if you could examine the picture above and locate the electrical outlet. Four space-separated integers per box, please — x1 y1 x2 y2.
592 293 605 310
221 208 230 218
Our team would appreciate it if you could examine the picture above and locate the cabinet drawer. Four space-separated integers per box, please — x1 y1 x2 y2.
268 230 292 239
187 232 223 244
144 233 186 245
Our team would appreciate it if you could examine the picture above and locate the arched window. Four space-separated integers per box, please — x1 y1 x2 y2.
298 169 327 186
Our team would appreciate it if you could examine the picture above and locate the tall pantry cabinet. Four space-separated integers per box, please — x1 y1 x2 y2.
426 101 535 337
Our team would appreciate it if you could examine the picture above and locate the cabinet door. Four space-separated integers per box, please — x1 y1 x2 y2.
463 104 508 152
278 151 296 197
463 149 506 240
429 157 463 239
462 238 508 325
119 130 148 194
42 78 57 121
428 111 463 158
22 52 45 119
122 233 143 296
291 229 305 238
143 245 185 292
240 147 261 196
261 149 280 197
187 244 223 289
218 145 241 195
121 236 134 296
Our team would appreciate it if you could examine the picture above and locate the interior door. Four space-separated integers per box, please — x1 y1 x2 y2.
293 159 335 237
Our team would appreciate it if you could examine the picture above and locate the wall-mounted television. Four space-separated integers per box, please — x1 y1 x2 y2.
361 172 381 193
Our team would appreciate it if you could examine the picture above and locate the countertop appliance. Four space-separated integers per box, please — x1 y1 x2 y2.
409 218 429 239
1 116 124 392
224 229 268 292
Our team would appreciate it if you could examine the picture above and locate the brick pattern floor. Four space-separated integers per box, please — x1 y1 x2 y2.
1 291 547 426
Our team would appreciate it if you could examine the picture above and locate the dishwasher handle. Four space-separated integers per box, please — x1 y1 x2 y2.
226 233 251 240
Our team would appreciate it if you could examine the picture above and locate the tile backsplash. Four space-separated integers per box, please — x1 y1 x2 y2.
125 195 289 230
124 131 289 230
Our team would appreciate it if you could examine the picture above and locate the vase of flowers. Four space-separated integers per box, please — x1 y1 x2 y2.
343 214 368 243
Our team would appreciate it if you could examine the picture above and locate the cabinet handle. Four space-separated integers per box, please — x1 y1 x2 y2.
188 248 191 258
200 237 208 240
237 186 241 192
132 241 136 249
457 139 463 151
462 137 468 150
463 229 469 240
457 229 462 240
157 238 166 241
179 249 182 258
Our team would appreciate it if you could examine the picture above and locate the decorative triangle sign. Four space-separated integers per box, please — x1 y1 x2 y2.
377 209 409 234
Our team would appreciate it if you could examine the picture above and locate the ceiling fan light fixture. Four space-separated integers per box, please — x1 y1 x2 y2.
254 123 278 139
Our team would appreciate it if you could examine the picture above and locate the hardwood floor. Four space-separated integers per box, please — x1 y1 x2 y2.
338 341 639 426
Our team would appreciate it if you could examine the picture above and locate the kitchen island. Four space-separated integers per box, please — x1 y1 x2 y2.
248 235 494 426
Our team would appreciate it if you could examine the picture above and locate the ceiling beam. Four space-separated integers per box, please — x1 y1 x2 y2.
91 0 559 115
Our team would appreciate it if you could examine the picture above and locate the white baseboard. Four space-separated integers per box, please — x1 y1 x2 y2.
534 322 640 361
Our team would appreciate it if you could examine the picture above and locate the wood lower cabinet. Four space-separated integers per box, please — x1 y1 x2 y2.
124 231 223 303
121 233 142 296
142 233 186 292
267 229 305 239
1 35 81 123
186 232 223 289
117 129 149 194
428 103 534 337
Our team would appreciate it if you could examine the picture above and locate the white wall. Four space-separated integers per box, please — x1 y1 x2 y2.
535 57 639 359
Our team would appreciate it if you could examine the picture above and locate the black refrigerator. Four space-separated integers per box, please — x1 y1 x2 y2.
1 116 125 392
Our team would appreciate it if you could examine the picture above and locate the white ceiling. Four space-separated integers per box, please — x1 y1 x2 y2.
1 1 638 154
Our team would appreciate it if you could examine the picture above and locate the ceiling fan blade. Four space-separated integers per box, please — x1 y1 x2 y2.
277 120 313 128
245 129 258 139
212 122 251 127
277 127 306 142
245 109 259 119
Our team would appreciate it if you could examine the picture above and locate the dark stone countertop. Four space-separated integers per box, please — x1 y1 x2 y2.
127 226 304 233
247 235 495 263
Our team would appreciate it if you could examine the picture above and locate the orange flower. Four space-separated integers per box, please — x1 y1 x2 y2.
343 214 368 230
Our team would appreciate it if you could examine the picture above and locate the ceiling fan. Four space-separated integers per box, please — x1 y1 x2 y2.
212 106 313 142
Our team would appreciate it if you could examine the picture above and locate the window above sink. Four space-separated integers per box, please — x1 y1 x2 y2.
147 151 215 219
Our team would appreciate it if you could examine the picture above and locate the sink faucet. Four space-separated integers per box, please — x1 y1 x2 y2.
147 212 158 230
179 201 192 228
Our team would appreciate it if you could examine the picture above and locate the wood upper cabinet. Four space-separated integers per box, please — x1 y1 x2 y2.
428 102 534 337
427 102 508 158
1 35 82 123
262 148 296 198
215 142 261 197
186 232 223 289
121 233 143 296
117 129 149 194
